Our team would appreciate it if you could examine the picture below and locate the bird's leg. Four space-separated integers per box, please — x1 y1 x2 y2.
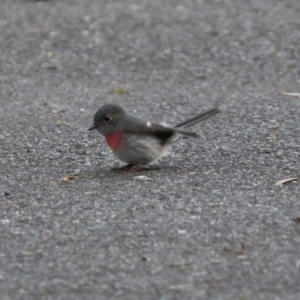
128 163 143 172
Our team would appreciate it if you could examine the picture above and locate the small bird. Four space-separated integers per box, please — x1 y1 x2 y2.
88 104 220 170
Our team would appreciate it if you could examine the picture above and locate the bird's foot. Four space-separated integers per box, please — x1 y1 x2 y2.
111 164 143 172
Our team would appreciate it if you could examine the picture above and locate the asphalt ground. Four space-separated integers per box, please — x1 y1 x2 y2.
0 0 300 299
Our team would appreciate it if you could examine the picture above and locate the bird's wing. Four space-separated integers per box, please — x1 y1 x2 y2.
122 119 198 145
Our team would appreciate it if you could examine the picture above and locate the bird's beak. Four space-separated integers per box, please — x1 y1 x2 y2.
88 124 97 131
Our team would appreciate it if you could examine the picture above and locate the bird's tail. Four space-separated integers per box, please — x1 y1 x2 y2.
175 107 220 129
172 107 220 138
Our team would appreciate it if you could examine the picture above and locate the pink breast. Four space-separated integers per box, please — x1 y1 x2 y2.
105 131 123 151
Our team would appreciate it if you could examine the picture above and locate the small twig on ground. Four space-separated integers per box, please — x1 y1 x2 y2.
279 91 300 98
275 177 299 187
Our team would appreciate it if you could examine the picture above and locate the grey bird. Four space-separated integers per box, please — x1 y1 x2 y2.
88 104 220 170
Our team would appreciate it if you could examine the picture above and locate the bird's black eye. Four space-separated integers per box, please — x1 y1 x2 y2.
104 115 111 122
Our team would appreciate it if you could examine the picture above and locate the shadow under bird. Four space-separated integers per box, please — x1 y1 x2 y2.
88 104 220 171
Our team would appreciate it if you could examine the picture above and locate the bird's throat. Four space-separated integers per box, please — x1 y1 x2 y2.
105 131 123 151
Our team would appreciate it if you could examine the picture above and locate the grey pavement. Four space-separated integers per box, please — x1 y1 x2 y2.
0 0 300 299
